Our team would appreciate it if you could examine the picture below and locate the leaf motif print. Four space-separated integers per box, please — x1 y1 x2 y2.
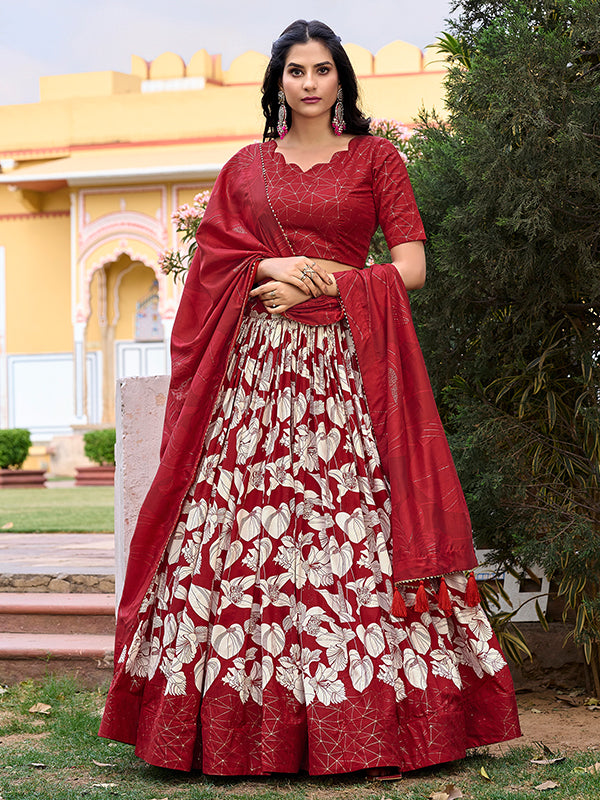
364 623 386 657
219 575 255 610
260 574 291 608
216 469 233 501
326 396 346 426
174 611 200 664
237 507 262 541
403 647 429 690
445 572 467 593
335 511 367 543
329 539 353 577
316 425 341 462
309 664 347 706
211 623 245 659
262 654 274 689
409 622 432 655
329 464 359 501
277 386 292 421
431 648 462 688
224 539 244 570
261 622 286 657
262 504 292 538
293 425 319 471
346 576 379 608
165 666 187 696
188 584 213 621
304 545 333 588
292 392 308 425
472 640 507 675
236 417 260 463
317 584 355 622
167 522 186 565
193 652 208 691
163 614 177 647
276 657 305 703
454 606 494 642
348 649 374 691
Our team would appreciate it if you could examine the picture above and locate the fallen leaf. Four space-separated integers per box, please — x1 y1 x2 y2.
91 784 117 789
535 781 559 790
575 762 600 774
586 705 600 711
28 763 46 769
429 785 463 800
0 686 8 695
480 766 492 781
555 694 580 707
92 760 116 767
530 708 543 714
531 757 566 765
28 703 51 715
1 522 13 530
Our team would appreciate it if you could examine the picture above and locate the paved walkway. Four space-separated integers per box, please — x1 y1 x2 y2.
0 532 114 575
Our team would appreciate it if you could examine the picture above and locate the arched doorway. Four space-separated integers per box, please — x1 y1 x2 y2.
86 254 167 424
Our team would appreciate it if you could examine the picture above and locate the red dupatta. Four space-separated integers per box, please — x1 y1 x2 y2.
114 143 475 660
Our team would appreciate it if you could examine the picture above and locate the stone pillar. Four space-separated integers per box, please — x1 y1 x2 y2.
72 321 88 424
114 374 169 608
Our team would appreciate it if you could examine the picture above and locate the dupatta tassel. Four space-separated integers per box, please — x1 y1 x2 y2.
466 571 481 606
437 576 453 617
391 587 407 618
414 581 429 613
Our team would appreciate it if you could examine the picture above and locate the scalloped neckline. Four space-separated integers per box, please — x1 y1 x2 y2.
270 136 361 174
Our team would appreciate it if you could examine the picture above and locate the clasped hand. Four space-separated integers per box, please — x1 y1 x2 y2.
250 256 335 315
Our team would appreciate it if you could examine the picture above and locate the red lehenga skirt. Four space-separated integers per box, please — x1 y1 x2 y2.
104 307 521 774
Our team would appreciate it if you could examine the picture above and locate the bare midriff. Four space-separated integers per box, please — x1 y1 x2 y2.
313 259 358 274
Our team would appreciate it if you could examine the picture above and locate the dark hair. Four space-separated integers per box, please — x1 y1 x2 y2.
261 19 371 140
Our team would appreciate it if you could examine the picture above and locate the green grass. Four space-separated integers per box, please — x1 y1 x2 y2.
0 487 114 532
0 676 599 799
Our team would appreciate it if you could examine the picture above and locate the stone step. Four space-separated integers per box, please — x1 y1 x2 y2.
0 592 116 635
0 593 116 686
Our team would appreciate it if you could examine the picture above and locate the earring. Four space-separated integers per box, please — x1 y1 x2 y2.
277 90 289 138
332 87 346 135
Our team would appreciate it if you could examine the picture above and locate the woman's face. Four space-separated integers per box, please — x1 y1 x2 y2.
280 39 340 125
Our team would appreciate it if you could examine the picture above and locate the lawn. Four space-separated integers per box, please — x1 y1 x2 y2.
0 676 599 800
0 487 114 532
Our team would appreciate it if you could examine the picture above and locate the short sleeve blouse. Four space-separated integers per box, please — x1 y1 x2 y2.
262 135 426 269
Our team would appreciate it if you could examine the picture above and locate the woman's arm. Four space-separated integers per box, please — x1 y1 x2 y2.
390 241 426 290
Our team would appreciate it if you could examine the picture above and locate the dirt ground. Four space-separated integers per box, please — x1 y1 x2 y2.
488 689 600 755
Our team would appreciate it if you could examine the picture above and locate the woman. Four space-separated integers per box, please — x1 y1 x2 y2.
100 20 521 776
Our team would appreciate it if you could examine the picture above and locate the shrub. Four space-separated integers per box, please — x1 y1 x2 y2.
83 429 116 466
0 428 32 470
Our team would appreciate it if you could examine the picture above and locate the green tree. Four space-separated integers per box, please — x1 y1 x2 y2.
410 0 600 693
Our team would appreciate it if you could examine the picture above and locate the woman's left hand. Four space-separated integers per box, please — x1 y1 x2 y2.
249 280 314 314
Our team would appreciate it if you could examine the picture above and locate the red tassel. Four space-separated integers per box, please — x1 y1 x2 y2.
414 580 429 613
391 587 407 618
466 571 480 606
437 576 453 617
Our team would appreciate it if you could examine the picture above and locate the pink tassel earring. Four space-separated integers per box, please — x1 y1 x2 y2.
332 87 346 135
277 90 289 138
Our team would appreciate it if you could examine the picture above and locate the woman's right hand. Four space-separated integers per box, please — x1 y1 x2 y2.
256 256 333 298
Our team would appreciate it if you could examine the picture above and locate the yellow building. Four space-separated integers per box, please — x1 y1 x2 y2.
0 41 446 449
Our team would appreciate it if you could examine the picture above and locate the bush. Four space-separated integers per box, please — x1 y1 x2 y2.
0 428 32 470
83 429 116 466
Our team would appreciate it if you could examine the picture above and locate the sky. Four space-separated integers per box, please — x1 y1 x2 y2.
0 0 454 106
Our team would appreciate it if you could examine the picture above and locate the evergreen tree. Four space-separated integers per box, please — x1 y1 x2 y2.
409 0 600 693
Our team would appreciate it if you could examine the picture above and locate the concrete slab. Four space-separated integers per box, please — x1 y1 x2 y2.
0 533 114 574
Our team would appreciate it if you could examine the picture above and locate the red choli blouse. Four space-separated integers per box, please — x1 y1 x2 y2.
262 136 426 266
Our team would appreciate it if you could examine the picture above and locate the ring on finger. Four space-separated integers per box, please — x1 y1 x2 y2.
270 290 276 298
